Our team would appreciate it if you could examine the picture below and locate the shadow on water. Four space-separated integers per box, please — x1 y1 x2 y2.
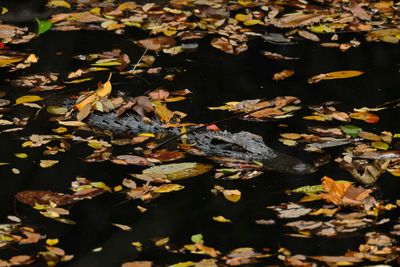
0 15 399 266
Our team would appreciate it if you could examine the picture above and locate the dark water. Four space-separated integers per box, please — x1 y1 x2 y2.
0 10 399 267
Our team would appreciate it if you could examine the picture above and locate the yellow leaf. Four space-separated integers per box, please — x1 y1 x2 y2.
46 238 59 246
91 181 112 192
65 77 93 84
48 1 71 8
74 73 112 111
164 30 177 36
155 237 169 246
299 194 322 202
113 185 122 192
118 2 137 10
308 70 364 83
212 215 231 223
52 127 68 133
153 102 174 123
40 160 59 168
238 0 253 6
165 96 186 102
15 153 28 158
223 189 241 202
90 7 101 15
244 19 261 26
1 7 8 15
387 168 400 176
47 106 68 115
309 208 338 216
87 142 103 149
91 62 121 66
0 162 10 165
235 13 251 22
303 115 325 121
138 133 155 137
154 184 185 193
0 55 24 67
371 141 389 150
15 95 43 105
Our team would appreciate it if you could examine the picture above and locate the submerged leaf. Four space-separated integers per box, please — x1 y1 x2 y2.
142 162 212 180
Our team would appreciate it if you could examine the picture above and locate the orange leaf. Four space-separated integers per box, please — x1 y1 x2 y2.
74 73 112 111
319 176 352 205
349 112 379 123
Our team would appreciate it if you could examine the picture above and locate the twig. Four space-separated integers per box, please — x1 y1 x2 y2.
152 104 275 150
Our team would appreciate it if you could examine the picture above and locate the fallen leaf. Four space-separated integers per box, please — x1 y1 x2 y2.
40 160 59 168
349 112 379 123
308 70 364 83
15 95 43 105
223 189 241 202
272 70 295 81
141 162 212 180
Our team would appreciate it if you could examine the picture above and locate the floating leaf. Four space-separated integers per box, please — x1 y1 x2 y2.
47 106 68 115
58 120 87 127
40 160 59 168
142 162 212 181
35 18 53 34
48 1 71 8
371 141 389 150
153 184 184 193
191 234 203 244
308 70 364 83
112 223 132 231
213 215 231 223
223 189 241 202
273 70 294 81
15 153 28 158
46 238 59 246
349 112 379 123
15 191 76 206
155 237 169 246
15 95 43 105
0 55 24 67
340 125 362 138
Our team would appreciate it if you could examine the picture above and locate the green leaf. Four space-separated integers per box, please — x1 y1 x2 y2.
35 18 52 34
191 234 203 244
340 125 362 138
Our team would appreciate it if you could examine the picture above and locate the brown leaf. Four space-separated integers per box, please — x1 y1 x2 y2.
272 70 295 81
267 13 325 28
135 36 176 51
148 88 170 100
298 30 320 42
121 261 152 267
111 155 153 166
116 96 154 117
15 191 76 206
